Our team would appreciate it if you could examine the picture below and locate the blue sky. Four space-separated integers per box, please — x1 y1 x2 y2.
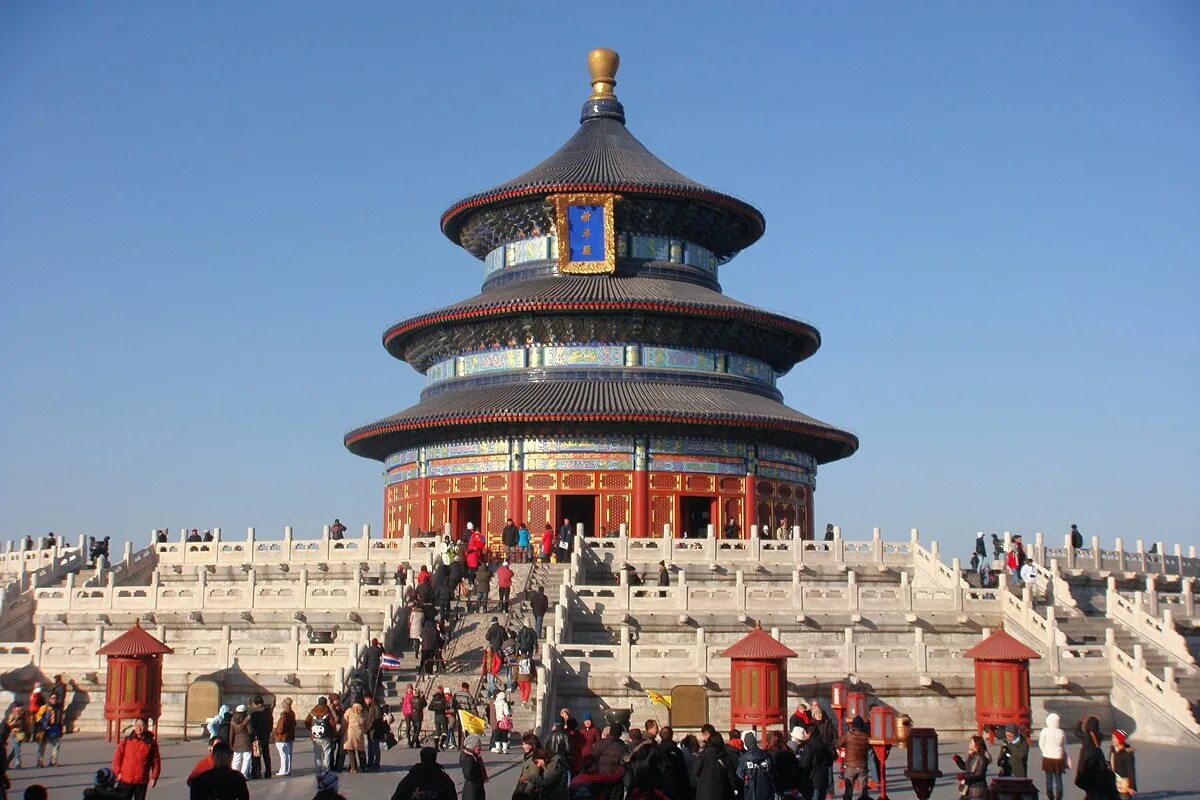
2 2 1197 559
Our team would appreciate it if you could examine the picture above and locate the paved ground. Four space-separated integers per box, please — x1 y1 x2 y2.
8 735 1200 800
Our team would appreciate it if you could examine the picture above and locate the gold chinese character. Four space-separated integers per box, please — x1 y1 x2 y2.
580 210 592 222
581 227 591 239
582 245 592 256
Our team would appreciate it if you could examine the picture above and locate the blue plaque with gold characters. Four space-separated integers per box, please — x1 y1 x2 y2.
549 192 620 274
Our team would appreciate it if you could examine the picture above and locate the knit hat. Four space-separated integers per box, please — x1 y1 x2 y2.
464 734 482 751
583 712 593 721
791 727 809 742
315 769 339 792
94 768 116 787
1112 728 1127 746
235 704 247 712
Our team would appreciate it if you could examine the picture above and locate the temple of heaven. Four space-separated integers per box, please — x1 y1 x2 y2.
345 49 858 543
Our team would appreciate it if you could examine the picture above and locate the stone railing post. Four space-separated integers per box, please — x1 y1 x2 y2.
792 570 802 611
951 558 964 600
833 533 845 566
619 624 632 673
791 525 802 542
220 624 232 668
872 527 883 564
1090 536 1101 570
1146 576 1159 616
1046 609 1061 672
197 568 207 608
846 571 859 612
298 567 309 610
1003 531 1012 559
735 570 745 610
247 568 257 610
695 627 707 673
247 527 256 553
64 571 76 609
1135 540 1148 574
844 627 856 674
1064 533 1076 569
1113 538 1126 572
1133 643 1145 674
1034 531 1044 565
914 628 927 675
1104 627 1115 659
1183 577 1195 617
662 524 673 565
900 570 913 610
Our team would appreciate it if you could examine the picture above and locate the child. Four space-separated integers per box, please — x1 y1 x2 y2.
1110 729 1136 800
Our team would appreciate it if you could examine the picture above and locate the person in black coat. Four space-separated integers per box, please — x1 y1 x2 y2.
659 726 693 800
460 734 487 800
694 726 732 800
767 731 800 796
1074 716 1116 800
390 746 457 800
799 727 830 800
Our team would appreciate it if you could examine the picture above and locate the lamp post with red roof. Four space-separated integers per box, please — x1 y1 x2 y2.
96 622 173 741
720 622 796 741
962 629 1040 743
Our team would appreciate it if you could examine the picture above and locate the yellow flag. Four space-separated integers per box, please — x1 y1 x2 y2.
647 690 672 709
459 709 488 735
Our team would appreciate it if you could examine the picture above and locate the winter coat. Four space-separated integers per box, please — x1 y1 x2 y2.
272 704 296 743
694 737 733 800
409 609 425 640
772 746 802 794
502 524 519 548
1110 746 1137 793
516 749 542 796
541 753 570 800
363 701 386 740
248 702 272 743
460 750 487 800
390 759 459 800
112 731 161 786
1038 713 1067 762
516 626 537 654
495 565 514 588
229 711 253 751
530 591 549 617
1001 736 1029 778
839 728 869 770
421 623 441 652
541 530 554 555
579 724 601 758
518 527 531 548
802 733 831 795
1075 727 1114 799
962 752 990 800
305 706 338 740
342 704 367 752
485 623 507 652
659 739 692 800
593 736 627 775
735 745 774 800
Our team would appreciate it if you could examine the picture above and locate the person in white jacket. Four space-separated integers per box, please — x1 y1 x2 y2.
490 691 513 753
1037 712 1067 800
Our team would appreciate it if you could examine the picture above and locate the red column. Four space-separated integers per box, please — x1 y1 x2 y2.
743 473 756 539
632 469 649 537
415 476 429 534
509 470 525 525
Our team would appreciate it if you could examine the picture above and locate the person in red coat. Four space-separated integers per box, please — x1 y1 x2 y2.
494 562 515 612
112 718 161 800
540 526 554 563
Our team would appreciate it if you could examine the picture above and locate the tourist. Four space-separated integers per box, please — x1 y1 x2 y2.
362 638 385 694
725 519 741 539
399 685 420 747
1037 712 1066 800
974 532 987 560
395 562 409 586
272 697 296 777
950 736 990 800
420 618 441 675
838 717 869 800
541 525 554 562
24 785 48 800
341 701 366 773
735 732 773 800
4 702 29 768
306 696 338 772
530 587 549 636
452 683 476 749
33 693 64 767
429 687 450 751
329 519 348 540
823 524 834 542
513 733 543 800
227 704 252 776
50 675 67 710
248 694 273 778
1073 715 1114 800
658 561 670 586
27 683 45 715
112 718 161 800
1109 729 1136 800
490 691 513 753
363 693 386 771
727 729 743 751
991 534 1003 562
558 518 574 556
391 746 458 800
503 518 519 562
540 732 570 800
592 724 626 775
157 530 169 544
1070 524 1083 550
657 726 691 800
188 740 249 800
496 560 514 612
804 723 833 800
694 726 732 800
482 646 502 697
203 529 214 542
576 713 599 760
473 562 492 614
788 700 811 732
84 768 125 800
314 769 345 800
808 703 836 795
624 728 662 795
23 535 32 551
517 522 532 563
460 734 488 800
516 653 534 705
769 730 800 798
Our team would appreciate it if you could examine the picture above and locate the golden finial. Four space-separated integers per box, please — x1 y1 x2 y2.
587 48 620 100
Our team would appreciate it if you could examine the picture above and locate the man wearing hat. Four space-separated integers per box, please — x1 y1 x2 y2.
83 768 125 800
391 746 458 800
495 560 514 612
460 734 488 800
999 724 1029 778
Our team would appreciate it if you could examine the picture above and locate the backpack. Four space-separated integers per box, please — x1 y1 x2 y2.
309 716 331 740
1072 530 1083 548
